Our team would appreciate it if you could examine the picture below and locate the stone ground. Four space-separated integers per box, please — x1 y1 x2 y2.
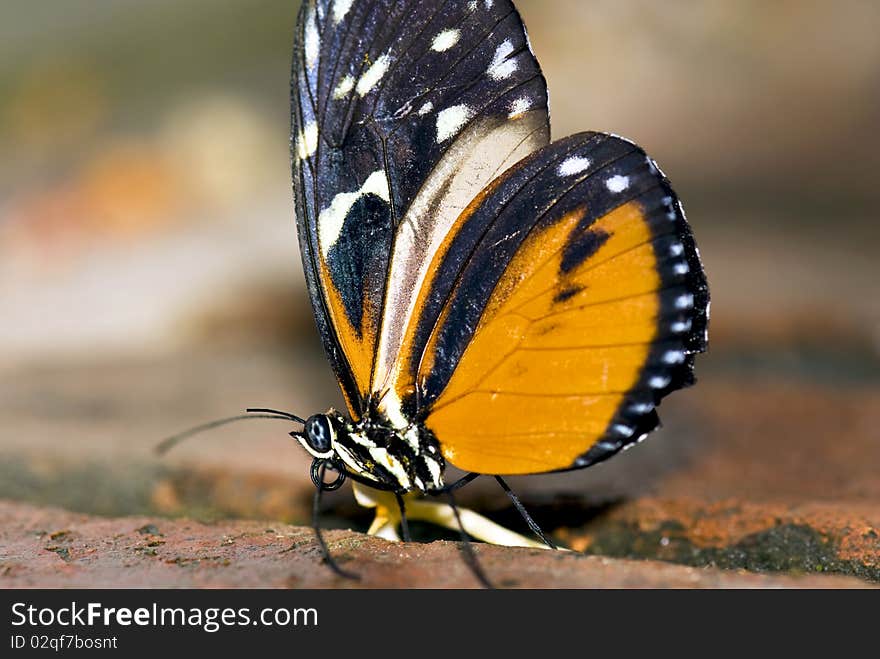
1 500 871 588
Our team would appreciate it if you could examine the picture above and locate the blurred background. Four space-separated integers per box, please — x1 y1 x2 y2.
1 0 878 558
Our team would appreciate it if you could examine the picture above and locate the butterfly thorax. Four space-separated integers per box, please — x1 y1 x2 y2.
313 410 445 493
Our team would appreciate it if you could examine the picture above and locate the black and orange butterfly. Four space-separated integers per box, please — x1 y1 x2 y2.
287 0 708 569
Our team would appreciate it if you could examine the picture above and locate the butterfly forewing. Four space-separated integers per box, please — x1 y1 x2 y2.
291 0 550 417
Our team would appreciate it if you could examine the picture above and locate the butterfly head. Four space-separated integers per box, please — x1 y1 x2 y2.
290 411 345 464
295 413 337 459
290 409 445 494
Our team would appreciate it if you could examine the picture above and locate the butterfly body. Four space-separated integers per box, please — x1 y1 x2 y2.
296 410 445 493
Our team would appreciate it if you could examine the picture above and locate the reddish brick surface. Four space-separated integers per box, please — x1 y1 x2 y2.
1 501 872 589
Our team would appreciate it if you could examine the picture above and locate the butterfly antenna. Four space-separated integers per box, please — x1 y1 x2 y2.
155 411 304 455
494 475 557 550
446 489 494 589
394 492 412 543
312 461 360 580
245 408 307 424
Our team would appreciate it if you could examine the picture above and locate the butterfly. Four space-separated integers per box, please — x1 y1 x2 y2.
287 0 709 572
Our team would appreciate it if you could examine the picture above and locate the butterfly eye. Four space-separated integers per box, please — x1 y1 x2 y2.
304 415 334 453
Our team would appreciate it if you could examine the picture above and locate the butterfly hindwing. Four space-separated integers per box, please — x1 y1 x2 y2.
407 132 709 475
291 0 550 417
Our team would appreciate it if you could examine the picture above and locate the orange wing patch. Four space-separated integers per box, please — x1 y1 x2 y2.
425 200 660 474
317 260 379 417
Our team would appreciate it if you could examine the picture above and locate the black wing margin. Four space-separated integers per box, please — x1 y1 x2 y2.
574 139 710 469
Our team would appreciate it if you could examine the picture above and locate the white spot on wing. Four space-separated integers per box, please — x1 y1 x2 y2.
418 101 434 116
508 96 531 118
332 74 355 99
356 54 391 96
606 175 630 193
435 104 474 142
650 375 671 389
332 0 354 24
675 293 694 310
488 39 518 80
663 350 686 364
304 6 320 70
431 29 460 52
669 243 684 257
360 171 390 199
673 262 690 275
558 156 591 177
318 170 390 256
612 424 635 438
671 319 692 333
296 121 318 160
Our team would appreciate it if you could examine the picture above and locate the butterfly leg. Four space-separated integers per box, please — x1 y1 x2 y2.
438 471 481 493
493 476 558 550
394 491 412 543
445 489 493 589
311 462 360 580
